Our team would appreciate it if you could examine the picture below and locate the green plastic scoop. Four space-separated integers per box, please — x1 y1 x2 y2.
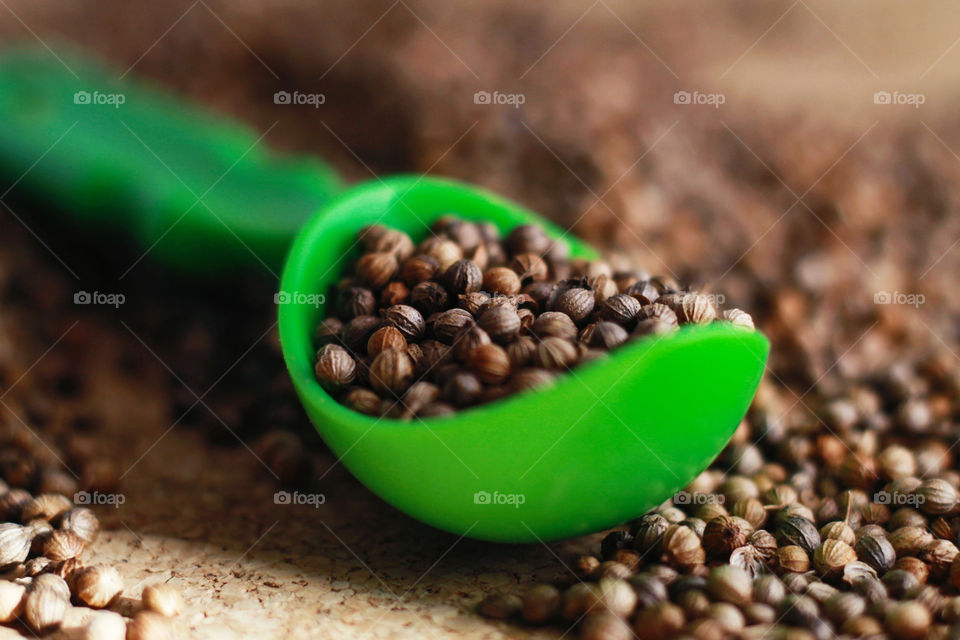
0 50 768 542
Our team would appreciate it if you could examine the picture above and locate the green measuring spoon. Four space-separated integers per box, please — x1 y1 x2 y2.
0 50 768 542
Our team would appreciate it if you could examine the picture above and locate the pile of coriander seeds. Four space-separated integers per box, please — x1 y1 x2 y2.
313 217 753 418
479 357 960 640
0 424 182 639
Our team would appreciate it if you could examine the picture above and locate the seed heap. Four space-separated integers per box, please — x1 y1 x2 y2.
479 358 960 639
0 424 182 637
314 218 752 417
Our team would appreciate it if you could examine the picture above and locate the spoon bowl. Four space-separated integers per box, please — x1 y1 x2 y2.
279 175 768 542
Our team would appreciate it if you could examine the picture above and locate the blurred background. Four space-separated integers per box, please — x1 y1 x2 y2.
1 1 960 637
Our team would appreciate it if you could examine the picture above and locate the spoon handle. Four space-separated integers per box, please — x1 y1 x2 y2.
0 48 342 276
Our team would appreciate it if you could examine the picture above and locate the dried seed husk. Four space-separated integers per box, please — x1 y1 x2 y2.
813 539 857 579
587 322 628 350
916 478 957 515
702 516 753 558
20 493 72 522
0 581 24 623
483 267 522 296
661 524 705 568
314 344 356 388
706 565 752 605
748 530 778 561
631 514 669 554
336 285 376 320
477 306 521 344
856 534 896 573
599 294 640 326
42 529 84 562
366 326 407 358
510 368 554 392
409 281 449 316
842 561 878 587
128 610 173 640
82 611 127 640
553 288 594 325
506 336 537 368
340 315 382 353
533 337 578 370
732 498 767 529
920 538 958 579
632 601 685 640
429 308 474 344
775 513 821 553
441 259 482 296
24 584 67 634
355 252 398 289
74 565 123 608
885 600 931 640
722 308 755 329
33 572 70 601
729 545 766 579
466 344 511 385
0 523 30 567
776 545 809 574
59 507 100 544
581 611 632 640
400 254 439 286
368 349 414 396
506 224 551 256
589 578 636 617
889 526 934 557
753 574 786 607
509 253 549 284
383 304 425 341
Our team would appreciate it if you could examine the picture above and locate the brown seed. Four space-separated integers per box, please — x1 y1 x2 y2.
43 529 84 562
421 237 463 270
638 303 679 326
732 498 767 529
379 281 409 307
889 526 934 557
581 611 632 640
340 315 382 353
531 312 578 341
533 337 578 370
368 349 414 396
510 368 555 392
483 267 522 295
506 336 537 368
820 521 856 546
344 388 381 415
916 479 957 515
314 344 356 388
520 584 560 623
893 556 930 585
365 228 414 260
702 516 752 558
509 253 549 284
477 593 521 619
706 565 752 605
748 529 778 561
441 259 482 296
855 534 896 575
813 539 857 579
625 281 660 306
776 545 810 573
429 308 474 344
676 293 717 325
478 306 521 344
336 285 377 320
661 524 705 568
920 538 958 579
409 281 449 316
877 445 916 481
599 294 640 326
587 322 628 350
633 601 685 640
21 493 72 522
367 326 407 358
443 371 483 407
355 252 398 289
74 565 123 608
553 288 595 325
506 224 551 256
466 344 511 385
142 583 182 617
885 600 931 640
722 308 755 329
127 611 173 640
24 584 67 634
382 304 425 341
400 254 439 286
